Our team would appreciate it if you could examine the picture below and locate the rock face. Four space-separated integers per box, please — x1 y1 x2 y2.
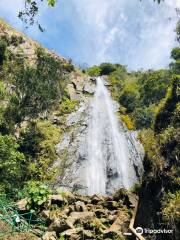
40 190 135 240
54 76 144 195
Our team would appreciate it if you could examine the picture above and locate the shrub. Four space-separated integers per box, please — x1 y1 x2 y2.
10 35 24 46
26 181 51 212
154 76 179 133
14 47 67 118
133 106 156 129
0 81 7 100
59 97 78 114
0 134 25 194
121 114 134 130
0 38 7 65
99 62 117 75
162 191 180 226
119 87 140 113
86 66 101 76
138 129 163 173
138 70 170 106
19 120 61 181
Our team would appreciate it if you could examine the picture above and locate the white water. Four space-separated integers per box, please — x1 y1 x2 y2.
86 77 138 195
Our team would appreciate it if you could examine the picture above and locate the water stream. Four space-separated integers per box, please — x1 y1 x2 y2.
86 77 140 195
56 76 143 195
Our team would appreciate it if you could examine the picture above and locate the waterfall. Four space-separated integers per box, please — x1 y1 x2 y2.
86 76 139 195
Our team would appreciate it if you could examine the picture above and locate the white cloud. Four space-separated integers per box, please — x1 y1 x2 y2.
0 0 179 70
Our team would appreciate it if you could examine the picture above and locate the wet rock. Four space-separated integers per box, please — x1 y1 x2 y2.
83 81 95 94
65 191 76 203
42 231 57 240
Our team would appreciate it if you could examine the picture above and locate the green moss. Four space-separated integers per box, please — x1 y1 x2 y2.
35 120 61 179
59 97 79 115
20 120 62 181
121 114 134 130
138 129 164 173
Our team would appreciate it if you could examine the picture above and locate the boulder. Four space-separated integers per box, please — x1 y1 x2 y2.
68 205 75 213
86 203 94 211
66 83 78 100
113 189 138 208
75 201 87 212
94 209 108 218
75 195 90 204
90 195 104 204
42 231 57 240
61 228 80 240
48 217 73 234
103 210 129 238
103 229 120 239
41 210 50 220
50 194 67 206
103 201 119 210
83 82 95 94
70 212 96 223
16 198 27 211
61 228 94 240
65 191 76 204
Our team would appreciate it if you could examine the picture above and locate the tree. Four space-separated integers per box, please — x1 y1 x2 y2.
0 39 7 66
0 134 25 193
18 0 57 31
13 47 66 119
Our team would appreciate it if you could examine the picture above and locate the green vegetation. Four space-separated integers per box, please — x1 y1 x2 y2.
19 120 62 181
25 181 51 212
162 191 180 227
87 63 170 130
0 28 74 198
0 38 7 65
0 134 25 194
86 20 180 238
59 97 79 115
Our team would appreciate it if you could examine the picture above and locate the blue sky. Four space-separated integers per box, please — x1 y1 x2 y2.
0 0 179 70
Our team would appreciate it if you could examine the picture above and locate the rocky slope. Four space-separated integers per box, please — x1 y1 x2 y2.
52 76 144 195
16 189 137 240
0 19 145 240
0 18 67 65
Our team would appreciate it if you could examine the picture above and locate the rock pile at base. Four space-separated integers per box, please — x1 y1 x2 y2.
22 189 137 240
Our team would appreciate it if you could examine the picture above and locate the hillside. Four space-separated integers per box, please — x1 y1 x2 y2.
0 19 179 240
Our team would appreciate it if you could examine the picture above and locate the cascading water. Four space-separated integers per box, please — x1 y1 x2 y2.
86 76 140 195
56 76 143 195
